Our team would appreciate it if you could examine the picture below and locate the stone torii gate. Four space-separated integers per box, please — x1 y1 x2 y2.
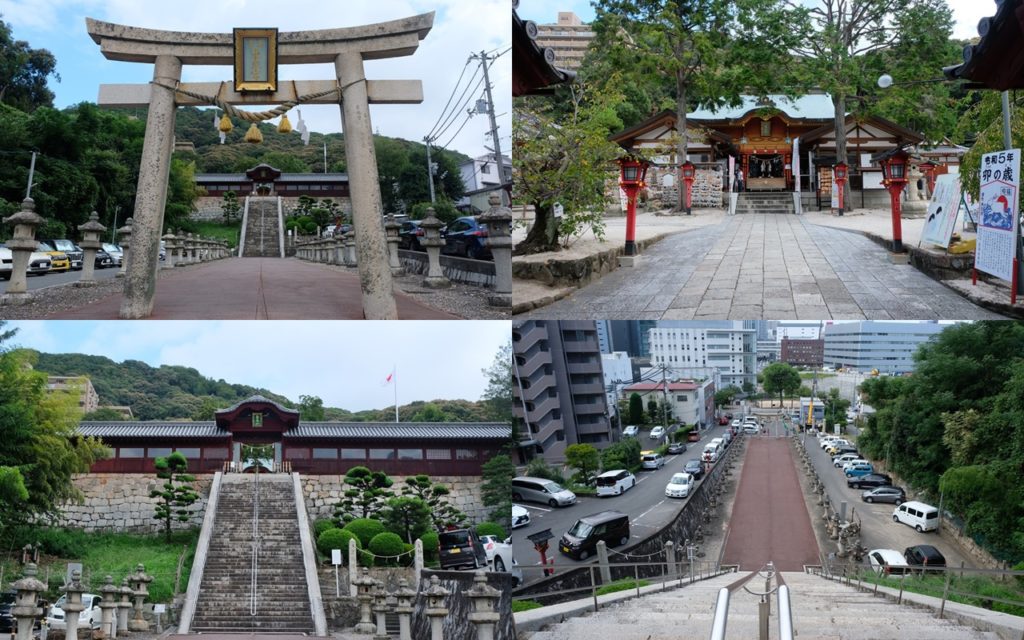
86 14 434 319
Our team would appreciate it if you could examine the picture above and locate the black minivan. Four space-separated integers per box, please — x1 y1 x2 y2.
438 528 488 570
559 511 630 560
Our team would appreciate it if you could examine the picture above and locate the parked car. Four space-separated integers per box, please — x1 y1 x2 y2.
622 425 639 437
480 535 518 576
512 477 577 507
596 469 636 497
667 441 687 454
398 220 425 250
861 485 905 504
842 459 871 472
0 591 15 633
438 528 487 570
650 426 666 439
742 425 760 435
684 459 705 480
47 593 103 630
830 446 859 459
904 545 946 572
94 248 114 269
844 462 875 478
442 216 490 259
511 504 530 529
4 244 55 277
37 242 70 272
867 548 910 575
848 473 892 490
641 451 665 470
833 453 861 468
39 239 83 270
102 243 124 266
892 501 939 533
665 472 695 499
718 416 729 425
559 511 630 560
0 245 11 281
730 419 742 429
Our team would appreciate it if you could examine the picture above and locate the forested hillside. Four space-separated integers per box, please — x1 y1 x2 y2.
30 351 494 423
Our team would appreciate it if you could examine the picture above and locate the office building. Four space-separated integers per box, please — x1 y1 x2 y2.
823 321 946 374
621 378 716 429
47 376 100 413
648 322 757 389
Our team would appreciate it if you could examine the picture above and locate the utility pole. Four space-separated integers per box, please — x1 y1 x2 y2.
470 50 508 205
424 137 437 204
25 151 37 199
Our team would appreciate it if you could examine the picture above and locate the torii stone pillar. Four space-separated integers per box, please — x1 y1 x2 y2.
87 14 433 319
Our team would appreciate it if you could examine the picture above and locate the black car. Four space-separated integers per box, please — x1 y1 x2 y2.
0 591 15 633
398 220 424 251
847 472 892 489
904 544 947 571
684 459 704 480
95 249 114 269
667 441 687 454
437 528 487 570
442 216 490 259
860 485 906 504
830 446 859 459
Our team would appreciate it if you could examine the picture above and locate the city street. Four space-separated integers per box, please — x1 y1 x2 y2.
0 266 120 293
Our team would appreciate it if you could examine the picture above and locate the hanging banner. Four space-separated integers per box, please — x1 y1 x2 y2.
975 149 1020 282
728 155 735 191
921 174 962 247
792 138 801 194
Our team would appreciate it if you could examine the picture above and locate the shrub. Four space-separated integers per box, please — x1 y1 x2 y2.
475 522 507 540
595 578 649 596
368 532 407 566
343 518 387 547
313 518 338 538
525 458 563 483
512 600 543 613
410 200 459 225
419 531 439 562
317 528 358 557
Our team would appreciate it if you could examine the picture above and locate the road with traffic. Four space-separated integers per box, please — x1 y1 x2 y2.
0 266 120 293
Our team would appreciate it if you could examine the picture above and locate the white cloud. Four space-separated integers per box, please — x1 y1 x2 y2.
6 321 60 353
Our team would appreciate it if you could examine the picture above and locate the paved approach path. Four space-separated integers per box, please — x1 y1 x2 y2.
721 437 819 571
48 257 455 319
518 214 1005 319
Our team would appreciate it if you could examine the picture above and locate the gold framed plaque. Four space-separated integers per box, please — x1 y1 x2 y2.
234 28 278 92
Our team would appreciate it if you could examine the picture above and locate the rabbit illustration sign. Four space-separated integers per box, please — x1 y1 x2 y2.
975 149 1020 283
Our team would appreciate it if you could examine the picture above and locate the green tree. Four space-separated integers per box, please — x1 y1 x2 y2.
333 466 394 523
410 403 449 422
298 395 325 421
380 496 432 543
715 385 741 407
761 363 801 407
481 341 512 422
958 95 1024 215
221 191 241 222
0 19 59 112
150 451 200 542
564 444 600 487
165 156 201 229
81 407 130 421
480 454 514 530
401 475 467 531
821 388 851 432
628 392 644 425
190 396 220 421
601 438 642 472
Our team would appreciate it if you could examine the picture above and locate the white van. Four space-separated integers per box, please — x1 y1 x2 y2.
595 469 637 497
702 442 720 463
709 437 724 450
892 501 939 532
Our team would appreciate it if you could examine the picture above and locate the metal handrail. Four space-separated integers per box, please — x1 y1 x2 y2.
709 588 730 640
250 470 260 617
778 584 794 640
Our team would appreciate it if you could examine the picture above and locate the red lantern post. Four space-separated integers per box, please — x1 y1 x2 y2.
918 160 937 195
833 162 848 216
881 150 910 253
617 157 649 256
527 529 555 577
680 160 696 216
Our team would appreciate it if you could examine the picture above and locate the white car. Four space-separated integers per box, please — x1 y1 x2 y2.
511 504 530 529
0 244 52 279
480 535 522 584
833 453 860 468
730 419 742 428
47 593 103 630
742 425 760 435
623 425 639 437
665 472 695 498
867 548 910 575
650 426 666 439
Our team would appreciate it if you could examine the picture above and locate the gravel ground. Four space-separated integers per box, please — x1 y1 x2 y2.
0 263 510 320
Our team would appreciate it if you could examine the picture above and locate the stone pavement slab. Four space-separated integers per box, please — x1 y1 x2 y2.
46 258 455 319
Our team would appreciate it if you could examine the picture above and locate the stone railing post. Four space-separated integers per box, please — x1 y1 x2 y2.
352 567 378 634
665 540 677 579
467 571 500 640
344 231 358 267
423 575 450 640
2 197 44 299
331 237 343 265
384 214 404 276
61 569 86 640
419 209 450 289
394 579 416 640
348 538 359 598
99 575 119 639
128 563 152 631
12 563 46 640
77 211 107 286
117 577 133 635
161 231 176 268
479 193 512 306
414 539 424 590
371 585 389 640
172 229 184 266
117 218 133 278
596 540 611 583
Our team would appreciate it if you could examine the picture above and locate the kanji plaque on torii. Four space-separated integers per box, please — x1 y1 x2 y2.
86 14 434 319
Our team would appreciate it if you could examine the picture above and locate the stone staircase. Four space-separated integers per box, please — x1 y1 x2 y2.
190 474 315 633
735 192 796 215
241 196 283 257
525 570 1000 639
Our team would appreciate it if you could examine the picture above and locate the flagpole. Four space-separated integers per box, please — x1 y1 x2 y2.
394 365 399 423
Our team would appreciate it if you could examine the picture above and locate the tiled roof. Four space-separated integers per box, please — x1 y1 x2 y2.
77 422 228 438
287 422 511 440
216 395 297 415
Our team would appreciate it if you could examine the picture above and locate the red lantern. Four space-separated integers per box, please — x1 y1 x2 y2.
880 150 910 253
833 162 849 216
680 160 696 215
918 160 938 193
617 157 649 257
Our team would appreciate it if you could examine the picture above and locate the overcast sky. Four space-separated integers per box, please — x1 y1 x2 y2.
1 0 510 159
6 320 511 411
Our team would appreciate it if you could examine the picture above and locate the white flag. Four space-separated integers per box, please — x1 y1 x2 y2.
214 111 226 145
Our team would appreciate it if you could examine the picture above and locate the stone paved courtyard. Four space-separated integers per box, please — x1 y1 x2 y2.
516 214 1006 320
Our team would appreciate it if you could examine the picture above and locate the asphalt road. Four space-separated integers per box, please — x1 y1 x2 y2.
0 265 120 293
801 430 970 569
511 420 737 583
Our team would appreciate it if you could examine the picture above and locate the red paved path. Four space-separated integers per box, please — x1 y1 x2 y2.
721 437 820 571
47 258 455 319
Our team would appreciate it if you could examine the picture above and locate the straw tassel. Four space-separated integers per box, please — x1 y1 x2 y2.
277 114 292 134
218 114 233 133
244 123 263 143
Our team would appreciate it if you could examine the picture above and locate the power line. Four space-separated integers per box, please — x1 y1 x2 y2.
430 67 482 143
425 57 473 140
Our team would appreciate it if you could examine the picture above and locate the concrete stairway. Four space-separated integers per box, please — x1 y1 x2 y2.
526 570 1000 639
241 196 283 257
190 474 315 633
736 192 795 215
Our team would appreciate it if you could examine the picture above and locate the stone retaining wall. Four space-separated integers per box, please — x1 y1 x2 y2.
399 251 496 287
300 475 489 524
190 196 353 223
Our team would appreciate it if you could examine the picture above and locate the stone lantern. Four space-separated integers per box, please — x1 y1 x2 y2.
466 570 501 640
351 567 379 634
77 211 107 286
418 208 450 289
61 569 87 640
393 578 417 640
116 218 134 277
370 584 390 640
117 577 134 635
99 575 120 639
384 213 404 276
2 197 45 298
478 193 512 307
127 563 152 632
161 231 176 269
422 574 450 640
12 563 47 640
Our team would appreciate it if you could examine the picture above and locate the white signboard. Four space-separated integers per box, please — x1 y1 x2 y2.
921 174 962 247
831 181 839 208
792 138 801 194
153 604 166 614
331 549 342 565
975 149 1020 282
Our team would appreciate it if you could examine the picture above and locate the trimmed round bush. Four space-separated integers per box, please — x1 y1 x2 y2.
317 527 359 557
343 518 387 548
475 522 507 540
313 518 338 537
368 532 407 566
419 531 439 562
